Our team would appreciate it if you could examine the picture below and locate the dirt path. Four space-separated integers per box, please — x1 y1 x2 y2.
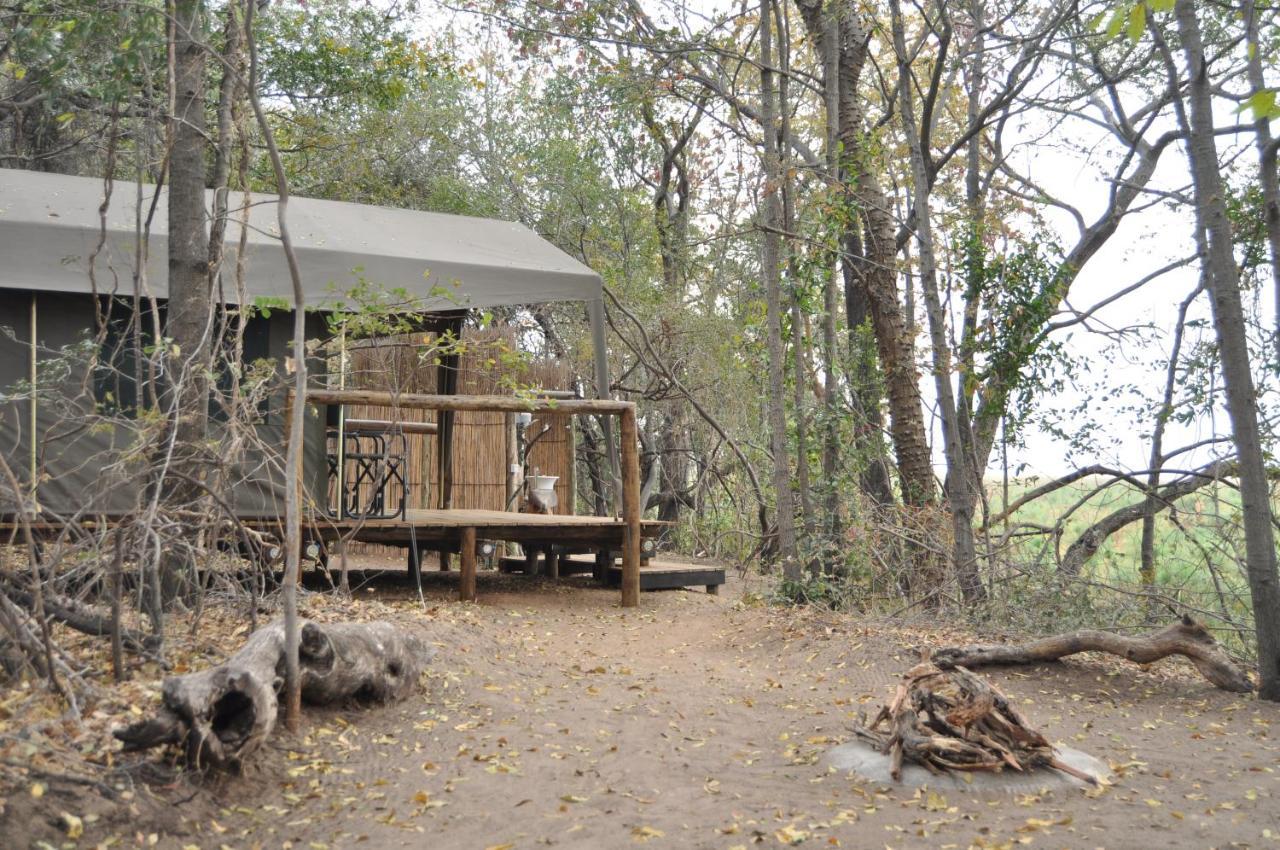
8 571 1280 849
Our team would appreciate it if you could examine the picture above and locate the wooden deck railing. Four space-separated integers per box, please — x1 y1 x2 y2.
291 389 643 607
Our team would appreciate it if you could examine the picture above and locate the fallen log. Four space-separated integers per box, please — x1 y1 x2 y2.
932 615 1253 693
855 660 1094 784
114 619 432 769
0 577 158 655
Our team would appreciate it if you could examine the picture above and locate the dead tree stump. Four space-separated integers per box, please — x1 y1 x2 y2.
115 619 432 770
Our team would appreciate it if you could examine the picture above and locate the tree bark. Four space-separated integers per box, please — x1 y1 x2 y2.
638 99 701 537
933 615 1253 693
1140 285 1203 618
841 21 934 507
1241 0 1280 368
759 0 797 573
793 0 912 508
1173 0 1280 702
889 0 982 601
162 0 213 602
207 0 245 291
776 5 815 545
114 619 432 769
818 2 843 533
246 0 308 728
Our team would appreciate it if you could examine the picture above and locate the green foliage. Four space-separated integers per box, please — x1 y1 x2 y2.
2 0 165 173
1236 89 1280 122
258 0 445 112
771 573 853 609
249 296 291 319
1091 0 1170 43
2 1 165 105
1226 182 1273 275
965 234 1070 436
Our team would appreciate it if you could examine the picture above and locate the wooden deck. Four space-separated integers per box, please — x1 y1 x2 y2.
5 508 663 605
496 550 725 594
308 508 667 604
319 508 665 546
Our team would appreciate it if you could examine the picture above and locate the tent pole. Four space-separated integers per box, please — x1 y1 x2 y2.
588 298 620 515
336 326 346 517
436 311 465 510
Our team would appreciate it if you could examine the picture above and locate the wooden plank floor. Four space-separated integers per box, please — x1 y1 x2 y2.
355 508 637 529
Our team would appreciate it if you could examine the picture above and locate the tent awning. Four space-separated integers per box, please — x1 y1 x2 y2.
0 168 603 310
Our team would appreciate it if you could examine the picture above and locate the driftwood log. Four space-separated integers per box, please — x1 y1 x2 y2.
933 616 1253 693
856 661 1094 783
115 619 431 769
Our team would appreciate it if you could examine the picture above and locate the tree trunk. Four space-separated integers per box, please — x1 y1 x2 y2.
246 0 309 728
207 0 245 289
1140 285 1203 619
777 5 816 547
818 2 842 535
1241 0 1280 368
933 615 1253 693
839 27 933 508
791 301 816 540
889 0 982 602
759 0 797 573
114 620 432 769
793 0 902 509
162 0 213 602
1174 0 1280 702
166 0 213 428
579 418 610 517
956 0 989 579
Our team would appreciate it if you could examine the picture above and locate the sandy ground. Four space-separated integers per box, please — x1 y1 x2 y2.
4 565 1279 850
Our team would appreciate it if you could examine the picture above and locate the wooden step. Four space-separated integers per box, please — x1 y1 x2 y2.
603 559 726 593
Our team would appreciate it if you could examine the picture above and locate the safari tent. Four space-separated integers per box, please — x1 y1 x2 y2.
0 167 615 522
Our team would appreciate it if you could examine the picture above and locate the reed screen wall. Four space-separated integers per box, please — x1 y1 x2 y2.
330 326 575 556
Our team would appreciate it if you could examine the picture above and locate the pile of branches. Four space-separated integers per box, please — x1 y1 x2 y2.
855 659 1095 784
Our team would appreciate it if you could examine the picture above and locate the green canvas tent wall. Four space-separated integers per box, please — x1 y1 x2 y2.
0 168 611 519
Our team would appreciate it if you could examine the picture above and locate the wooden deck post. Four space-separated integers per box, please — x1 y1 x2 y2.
546 549 560 579
620 407 641 608
459 526 477 602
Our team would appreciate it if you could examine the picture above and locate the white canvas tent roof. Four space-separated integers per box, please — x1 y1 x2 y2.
0 167 619 500
0 168 603 310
